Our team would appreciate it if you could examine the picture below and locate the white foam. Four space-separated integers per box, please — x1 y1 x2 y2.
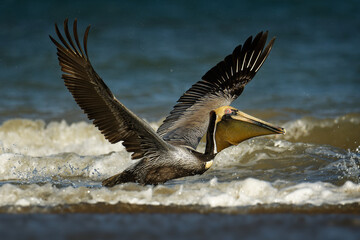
0 178 359 207
0 151 133 181
0 118 359 208
0 119 125 156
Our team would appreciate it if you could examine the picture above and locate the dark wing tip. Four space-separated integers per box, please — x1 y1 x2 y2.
202 31 275 84
49 34 56 44
253 35 275 73
50 18 92 61
83 25 91 59
50 19 122 144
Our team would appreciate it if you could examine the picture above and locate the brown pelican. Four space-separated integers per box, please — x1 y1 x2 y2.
50 19 285 186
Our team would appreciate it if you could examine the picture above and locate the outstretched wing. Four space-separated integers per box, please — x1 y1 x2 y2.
157 31 275 149
50 19 172 160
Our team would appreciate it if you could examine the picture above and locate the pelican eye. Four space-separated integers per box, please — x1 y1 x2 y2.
224 108 238 115
222 108 238 120
224 108 232 114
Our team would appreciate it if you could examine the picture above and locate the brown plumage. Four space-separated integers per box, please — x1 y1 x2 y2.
50 19 282 186
157 31 275 149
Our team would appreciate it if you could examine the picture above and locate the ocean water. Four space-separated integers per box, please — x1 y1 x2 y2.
1 0 360 239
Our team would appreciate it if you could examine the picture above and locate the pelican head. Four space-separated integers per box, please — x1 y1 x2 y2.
212 106 285 152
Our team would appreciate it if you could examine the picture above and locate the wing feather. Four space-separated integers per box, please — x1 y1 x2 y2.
157 31 275 149
50 19 172 160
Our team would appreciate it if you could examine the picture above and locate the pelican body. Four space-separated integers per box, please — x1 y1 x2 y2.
50 19 285 186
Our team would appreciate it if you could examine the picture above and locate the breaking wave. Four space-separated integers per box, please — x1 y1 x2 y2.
0 114 359 209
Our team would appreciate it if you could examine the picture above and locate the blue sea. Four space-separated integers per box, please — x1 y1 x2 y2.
0 0 360 239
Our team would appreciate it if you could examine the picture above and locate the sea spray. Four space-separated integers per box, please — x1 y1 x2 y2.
0 115 359 210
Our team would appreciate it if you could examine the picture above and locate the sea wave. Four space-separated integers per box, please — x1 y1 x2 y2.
0 115 359 209
279 113 360 150
0 178 359 208
1 113 359 156
0 119 123 156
